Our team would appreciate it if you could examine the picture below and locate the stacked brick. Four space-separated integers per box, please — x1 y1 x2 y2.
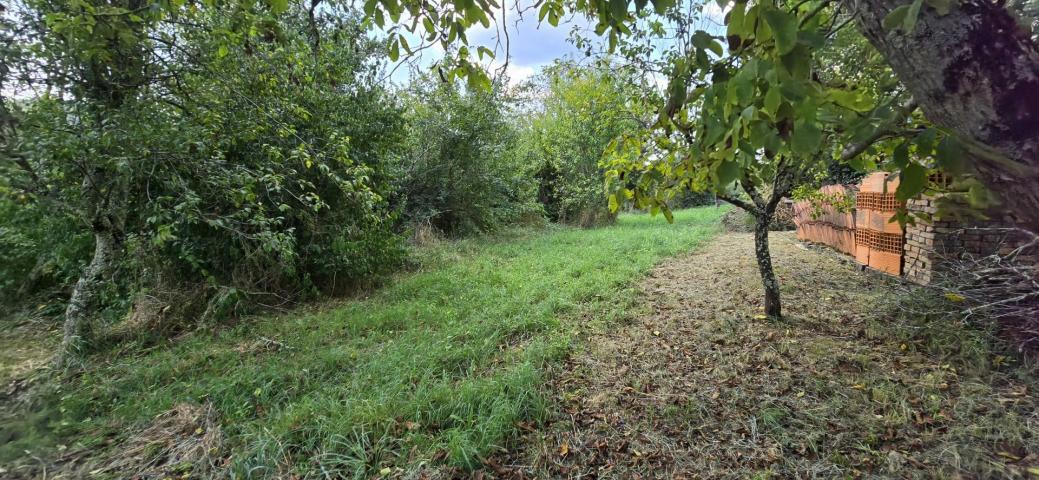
853 172 905 275
793 184 856 255
905 196 1036 284
795 172 1036 284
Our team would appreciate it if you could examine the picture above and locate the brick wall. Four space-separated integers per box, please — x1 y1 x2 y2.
795 175 1037 284
793 184 856 255
904 196 1036 285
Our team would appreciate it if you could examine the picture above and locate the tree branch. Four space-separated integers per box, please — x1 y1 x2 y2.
740 177 766 209
766 157 795 214
840 98 919 161
717 193 759 215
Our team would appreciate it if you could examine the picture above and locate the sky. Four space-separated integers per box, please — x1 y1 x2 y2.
386 6 599 86
386 0 729 88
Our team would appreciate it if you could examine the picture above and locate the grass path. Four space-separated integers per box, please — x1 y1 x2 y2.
500 232 1039 478
0 207 725 478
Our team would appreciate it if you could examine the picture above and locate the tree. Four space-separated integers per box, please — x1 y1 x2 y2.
516 60 648 225
4 0 161 367
362 0 1038 318
394 74 535 236
2 1 407 367
598 1 900 318
848 0 1039 232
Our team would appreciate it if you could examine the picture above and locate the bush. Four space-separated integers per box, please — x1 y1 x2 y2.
1 12 409 327
127 13 409 303
394 77 539 236
516 61 646 225
0 197 91 309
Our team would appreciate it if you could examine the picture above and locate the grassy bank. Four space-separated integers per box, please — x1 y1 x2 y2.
1 207 725 478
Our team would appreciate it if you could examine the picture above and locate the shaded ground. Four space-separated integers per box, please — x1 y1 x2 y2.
494 232 1039 479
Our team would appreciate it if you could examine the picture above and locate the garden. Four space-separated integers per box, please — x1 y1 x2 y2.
1 0 1038 477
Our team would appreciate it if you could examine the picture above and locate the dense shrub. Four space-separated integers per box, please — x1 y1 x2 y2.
516 61 647 226
149 16 409 297
394 77 538 237
0 199 90 308
1 9 408 330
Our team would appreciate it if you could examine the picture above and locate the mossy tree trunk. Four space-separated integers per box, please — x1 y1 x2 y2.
58 225 118 369
753 213 782 318
849 0 1039 231
718 159 798 320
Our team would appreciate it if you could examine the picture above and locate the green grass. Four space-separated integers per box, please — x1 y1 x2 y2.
2 207 724 477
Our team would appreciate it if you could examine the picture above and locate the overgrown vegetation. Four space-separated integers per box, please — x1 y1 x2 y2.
2 0 1038 477
0 2 646 364
394 76 537 237
0 208 724 478
516 61 649 227
2 3 415 365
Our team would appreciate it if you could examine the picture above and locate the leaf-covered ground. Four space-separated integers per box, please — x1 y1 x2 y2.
495 232 1039 479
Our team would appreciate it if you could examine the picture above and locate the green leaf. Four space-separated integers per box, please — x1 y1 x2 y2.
780 45 811 79
764 87 782 116
727 2 747 37
717 159 740 185
609 0 628 21
651 0 676 15
790 120 822 156
897 162 927 201
741 106 756 121
662 204 675 223
707 40 724 57
882 4 911 31
935 135 967 174
761 7 798 55
914 128 938 154
904 0 924 33
891 141 910 169
827 89 874 112
388 37 400 62
779 80 807 100
883 0 923 33
692 30 712 50
269 0 288 14
731 72 753 104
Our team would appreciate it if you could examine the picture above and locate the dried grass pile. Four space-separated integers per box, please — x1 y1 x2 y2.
88 402 224 479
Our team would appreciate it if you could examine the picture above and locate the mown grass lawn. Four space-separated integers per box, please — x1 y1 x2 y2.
2 207 724 477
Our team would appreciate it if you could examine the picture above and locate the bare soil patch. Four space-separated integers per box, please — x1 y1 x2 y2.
493 232 1039 479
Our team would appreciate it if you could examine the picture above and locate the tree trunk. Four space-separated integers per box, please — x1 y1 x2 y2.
57 228 117 369
848 0 1039 231
753 214 782 319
